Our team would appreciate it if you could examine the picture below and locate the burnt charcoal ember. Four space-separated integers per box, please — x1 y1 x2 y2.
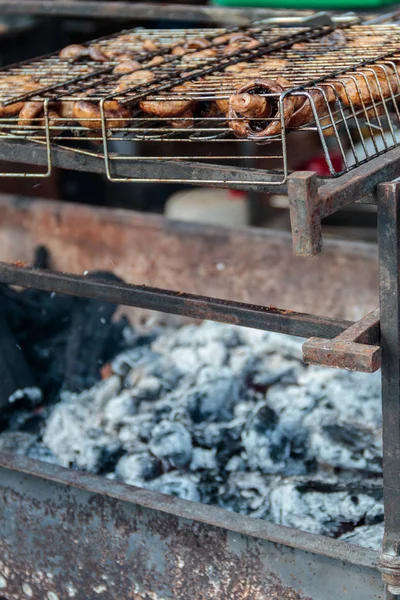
5 406 47 435
302 368 382 473
0 430 58 466
64 272 123 393
218 472 271 518
43 376 124 472
115 452 163 485
149 421 193 468
187 366 240 423
26 441 59 465
0 292 36 411
190 447 218 472
15 320 383 550
242 402 309 476
124 354 182 401
148 472 201 502
269 478 384 537
339 523 385 550
112 347 158 377
1 247 129 399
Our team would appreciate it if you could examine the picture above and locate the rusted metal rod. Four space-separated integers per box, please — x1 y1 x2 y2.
378 181 400 598
0 262 352 339
302 307 381 373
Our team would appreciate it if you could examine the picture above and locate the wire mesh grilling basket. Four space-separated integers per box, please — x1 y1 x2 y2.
1 14 400 184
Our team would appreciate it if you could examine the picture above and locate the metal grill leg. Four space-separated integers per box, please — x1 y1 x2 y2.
378 182 400 598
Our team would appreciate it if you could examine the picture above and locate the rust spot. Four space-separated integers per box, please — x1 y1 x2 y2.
12 260 27 268
100 363 113 380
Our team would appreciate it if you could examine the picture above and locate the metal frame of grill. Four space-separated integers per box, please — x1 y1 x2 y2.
0 5 400 600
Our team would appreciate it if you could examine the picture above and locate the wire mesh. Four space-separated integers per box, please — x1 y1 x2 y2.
1 18 400 184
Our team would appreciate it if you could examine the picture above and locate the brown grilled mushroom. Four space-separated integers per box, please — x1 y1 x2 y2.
170 108 195 128
18 101 43 126
147 55 165 67
228 78 296 140
115 70 155 93
59 101 75 120
172 37 211 57
59 44 107 62
215 97 230 114
140 97 193 118
352 36 388 48
287 86 335 129
139 81 195 118
222 35 259 55
39 109 62 129
72 100 131 129
113 60 142 75
224 62 251 72
182 48 217 62
142 39 159 52
0 76 41 117
331 67 397 108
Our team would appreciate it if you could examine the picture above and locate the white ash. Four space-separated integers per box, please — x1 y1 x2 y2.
8 387 42 406
4 320 384 551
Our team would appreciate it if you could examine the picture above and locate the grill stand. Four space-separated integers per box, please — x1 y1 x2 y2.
377 182 400 599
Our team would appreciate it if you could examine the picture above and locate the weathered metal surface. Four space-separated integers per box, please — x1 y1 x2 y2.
291 147 400 256
303 308 381 372
318 148 400 219
288 172 321 256
0 1 308 24
0 261 352 339
0 453 384 600
336 307 380 344
377 182 400 596
0 140 288 193
0 195 379 322
302 337 381 372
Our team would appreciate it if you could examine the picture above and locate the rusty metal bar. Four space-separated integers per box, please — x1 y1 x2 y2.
288 171 321 256
378 182 400 597
303 307 381 373
0 261 351 339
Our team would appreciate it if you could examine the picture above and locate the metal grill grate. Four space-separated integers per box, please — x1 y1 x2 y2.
1 17 400 184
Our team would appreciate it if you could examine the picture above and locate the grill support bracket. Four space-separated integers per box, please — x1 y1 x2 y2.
302 307 381 372
378 181 400 598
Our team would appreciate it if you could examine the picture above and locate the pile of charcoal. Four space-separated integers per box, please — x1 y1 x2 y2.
0 300 384 550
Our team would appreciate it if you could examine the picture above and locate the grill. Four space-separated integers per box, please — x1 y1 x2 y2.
1 14 400 184
1 6 400 600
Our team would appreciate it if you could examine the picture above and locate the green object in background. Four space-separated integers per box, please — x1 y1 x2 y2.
213 0 393 8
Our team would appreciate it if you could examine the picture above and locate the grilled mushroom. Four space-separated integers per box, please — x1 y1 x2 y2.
287 86 335 129
228 78 296 140
115 70 156 93
332 66 398 108
59 44 107 62
140 97 194 119
172 37 211 57
222 35 259 55
0 76 41 117
113 60 142 75
147 55 165 67
72 100 131 130
18 101 44 126
142 39 159 52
